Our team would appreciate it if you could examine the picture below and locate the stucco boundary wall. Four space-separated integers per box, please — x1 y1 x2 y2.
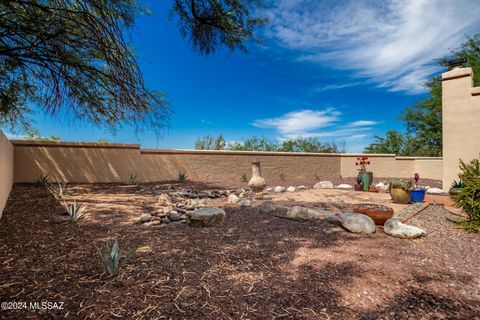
12 140 443 185
0 130 14 218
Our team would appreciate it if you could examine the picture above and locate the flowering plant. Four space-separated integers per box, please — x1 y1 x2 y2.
355 156 371 172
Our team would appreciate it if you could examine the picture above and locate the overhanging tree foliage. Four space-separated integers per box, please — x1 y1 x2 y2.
365 34 480 156
0 0 265 133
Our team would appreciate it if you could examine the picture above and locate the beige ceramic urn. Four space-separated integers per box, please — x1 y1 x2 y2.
248 161 266 192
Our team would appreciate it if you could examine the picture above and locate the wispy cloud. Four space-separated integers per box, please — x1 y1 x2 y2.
348 120 380 127
252 109 340 133
266 0 480 93
309 81 362 94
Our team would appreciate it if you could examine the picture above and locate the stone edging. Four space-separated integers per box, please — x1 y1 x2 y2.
393 203 430 223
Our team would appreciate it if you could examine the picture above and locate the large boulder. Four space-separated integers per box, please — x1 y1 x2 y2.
383 219 426 238
237 199 252 207
338 212 376 234
187 207 226 227
426 187 443 194
314 181 334 189
336 184 353 190
260 200 276 213
287 206 323 221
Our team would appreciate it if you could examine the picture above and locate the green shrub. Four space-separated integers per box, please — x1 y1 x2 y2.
279 173 286 183
178 172 188 183
451 180 465 189
240 173 248 183
95 240 137 277
458 155 480 183
453 179 480 232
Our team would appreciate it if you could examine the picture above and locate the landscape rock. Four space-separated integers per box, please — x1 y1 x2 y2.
426 187 444 194
187 207 226 227
383 219 426 238
297 185 307 190
160 217 171 224
336 184 353 190
375 182 389 193
157 194 172 206
167 211 182 222
286 206 323 221
167 221 186 228
140 213 152 223
287 186 296 192
274 186 286 193
238 199 252 207
260 200 276 213
228 194 240 204
314 181 334 189
265 187 273 192
144 220 161 226
338 212 376 234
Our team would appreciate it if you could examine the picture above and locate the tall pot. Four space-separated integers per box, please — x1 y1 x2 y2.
248 161 266 192
390 187 411 204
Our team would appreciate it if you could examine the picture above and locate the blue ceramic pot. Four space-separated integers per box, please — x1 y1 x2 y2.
410 188 426 203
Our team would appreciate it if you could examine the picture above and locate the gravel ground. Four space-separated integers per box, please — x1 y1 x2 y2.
0 184 477 319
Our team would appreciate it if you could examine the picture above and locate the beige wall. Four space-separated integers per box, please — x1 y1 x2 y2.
442 68 480 190
12 140 443 185
0 130 14 218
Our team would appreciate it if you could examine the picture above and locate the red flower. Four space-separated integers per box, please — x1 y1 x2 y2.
367 161 370 164
355 162 359 165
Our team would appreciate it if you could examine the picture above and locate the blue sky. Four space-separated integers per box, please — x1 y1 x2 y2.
4 0 480 152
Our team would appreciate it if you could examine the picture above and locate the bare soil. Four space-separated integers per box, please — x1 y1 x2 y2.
0 183 478 319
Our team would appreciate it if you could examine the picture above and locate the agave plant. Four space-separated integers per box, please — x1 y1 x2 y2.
128 174 138 184
64 201 86 222
451 180 466 189
240 173 248 183
95 240 137 277
178 172 188 183
37 174 50 187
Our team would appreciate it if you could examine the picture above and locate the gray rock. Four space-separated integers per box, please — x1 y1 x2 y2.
160 217 171 224
287 206 323 221
228 194 240 204
140 214 152 223
237 199 252 207
338 212 376 234
336 184 353 190
260 200 277 214
286 186 296 192
167 221 186 228
167 211 182 222
314 181 334 189
187 207 226 227
274 186 286 193
383 219 426 238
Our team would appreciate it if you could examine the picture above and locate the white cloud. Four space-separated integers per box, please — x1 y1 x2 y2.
310 82 362 93
348 120 380 127
266 0 480 93
252 109 340 133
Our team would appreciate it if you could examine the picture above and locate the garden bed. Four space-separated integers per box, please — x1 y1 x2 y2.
0 184 478 319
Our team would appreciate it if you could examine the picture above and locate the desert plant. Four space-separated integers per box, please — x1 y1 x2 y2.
37 174 50 187
279 173 286 184
128 174 138 184
51 182 66 198
453 179 480 232
64 201 87 222
95 240 137 277
389 179 413 192
314 173 320 180
458 155 480 183
178 173 188 183
241 173 248 183
451 180 466 189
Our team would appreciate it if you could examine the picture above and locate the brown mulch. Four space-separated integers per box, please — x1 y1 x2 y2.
0 184 478 319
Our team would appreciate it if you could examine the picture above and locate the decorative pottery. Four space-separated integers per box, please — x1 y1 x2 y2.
352 203 394 225
390 187 411 204
248 161 266 192
410 188 426 202
356 171 373 189
448 187 461 196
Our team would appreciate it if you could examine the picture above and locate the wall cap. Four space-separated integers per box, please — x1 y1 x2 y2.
442 67 473 81
11 140 140 149
471 87 480 96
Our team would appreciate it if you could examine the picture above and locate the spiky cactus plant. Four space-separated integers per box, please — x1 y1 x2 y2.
64 201 86 222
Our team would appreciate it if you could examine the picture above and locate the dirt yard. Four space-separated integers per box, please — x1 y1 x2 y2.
0 183 478 319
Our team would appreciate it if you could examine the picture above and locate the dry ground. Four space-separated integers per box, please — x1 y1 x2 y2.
0 183 478 319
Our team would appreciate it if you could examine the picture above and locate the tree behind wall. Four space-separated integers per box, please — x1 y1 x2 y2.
0 0 265 133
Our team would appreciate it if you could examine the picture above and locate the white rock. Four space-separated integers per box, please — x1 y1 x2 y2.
383 219 426 238
336 184 353 190
237 199 251 207
338 212 376 234
426 187 443 194
274 186 286 193
265 187 273 192
314 181 334 189
297 185 307 190
286 186 296 192
287 206 323 221
228 194 240 204
375 182 389 193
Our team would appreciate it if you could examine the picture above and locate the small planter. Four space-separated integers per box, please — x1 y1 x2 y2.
449 187 461 196
368 187 379 193
390 187 411 204
352 203 394 225
410 188 426 203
